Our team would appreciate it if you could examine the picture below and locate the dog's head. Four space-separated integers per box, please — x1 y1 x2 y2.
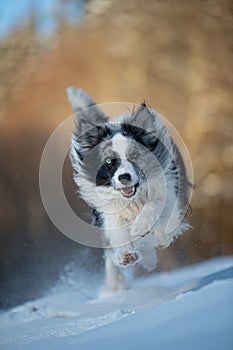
67 88 175 211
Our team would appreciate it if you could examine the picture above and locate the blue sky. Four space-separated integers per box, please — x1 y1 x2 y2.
0 0 83 38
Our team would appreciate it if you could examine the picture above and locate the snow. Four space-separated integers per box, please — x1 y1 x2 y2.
0 256 233 350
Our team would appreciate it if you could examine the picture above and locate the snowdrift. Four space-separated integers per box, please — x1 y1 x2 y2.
0 256 232 350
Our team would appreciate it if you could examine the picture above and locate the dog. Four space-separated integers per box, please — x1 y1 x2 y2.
67 87 191 292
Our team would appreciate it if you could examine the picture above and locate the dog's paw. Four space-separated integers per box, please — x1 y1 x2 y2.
130 217 151 238
120 252 139 266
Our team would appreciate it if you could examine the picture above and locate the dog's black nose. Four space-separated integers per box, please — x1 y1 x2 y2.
118 173 131 184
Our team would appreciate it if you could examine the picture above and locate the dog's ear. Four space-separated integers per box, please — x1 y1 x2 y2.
67 87 108 135
130 102 156 133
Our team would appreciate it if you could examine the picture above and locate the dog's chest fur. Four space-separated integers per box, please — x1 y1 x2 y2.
104 194 146 225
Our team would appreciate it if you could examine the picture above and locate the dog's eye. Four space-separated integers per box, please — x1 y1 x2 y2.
106 159 112 165
130 151 138 161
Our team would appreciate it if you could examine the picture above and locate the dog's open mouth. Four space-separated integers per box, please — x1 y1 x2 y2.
120 184 137 198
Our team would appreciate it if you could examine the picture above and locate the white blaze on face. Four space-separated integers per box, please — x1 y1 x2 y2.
111 133 139 189
111 133 128 159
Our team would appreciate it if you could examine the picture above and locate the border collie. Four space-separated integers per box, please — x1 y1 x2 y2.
67 87 191 292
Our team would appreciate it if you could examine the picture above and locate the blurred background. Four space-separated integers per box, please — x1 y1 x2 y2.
0 0 232 309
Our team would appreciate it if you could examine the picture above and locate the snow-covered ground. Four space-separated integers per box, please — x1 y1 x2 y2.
0 256 233 350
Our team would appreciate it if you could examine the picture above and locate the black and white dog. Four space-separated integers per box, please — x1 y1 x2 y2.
67 87 191 292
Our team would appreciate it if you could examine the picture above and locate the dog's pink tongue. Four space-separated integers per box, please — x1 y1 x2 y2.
121 185 135 197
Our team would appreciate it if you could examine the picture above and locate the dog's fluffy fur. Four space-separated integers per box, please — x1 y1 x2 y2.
67 87 191 292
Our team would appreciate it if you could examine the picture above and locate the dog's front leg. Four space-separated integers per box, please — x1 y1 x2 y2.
130 201 158 238
104 255 125 292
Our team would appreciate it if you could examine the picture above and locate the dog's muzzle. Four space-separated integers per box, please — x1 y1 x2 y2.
117 173 138 198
